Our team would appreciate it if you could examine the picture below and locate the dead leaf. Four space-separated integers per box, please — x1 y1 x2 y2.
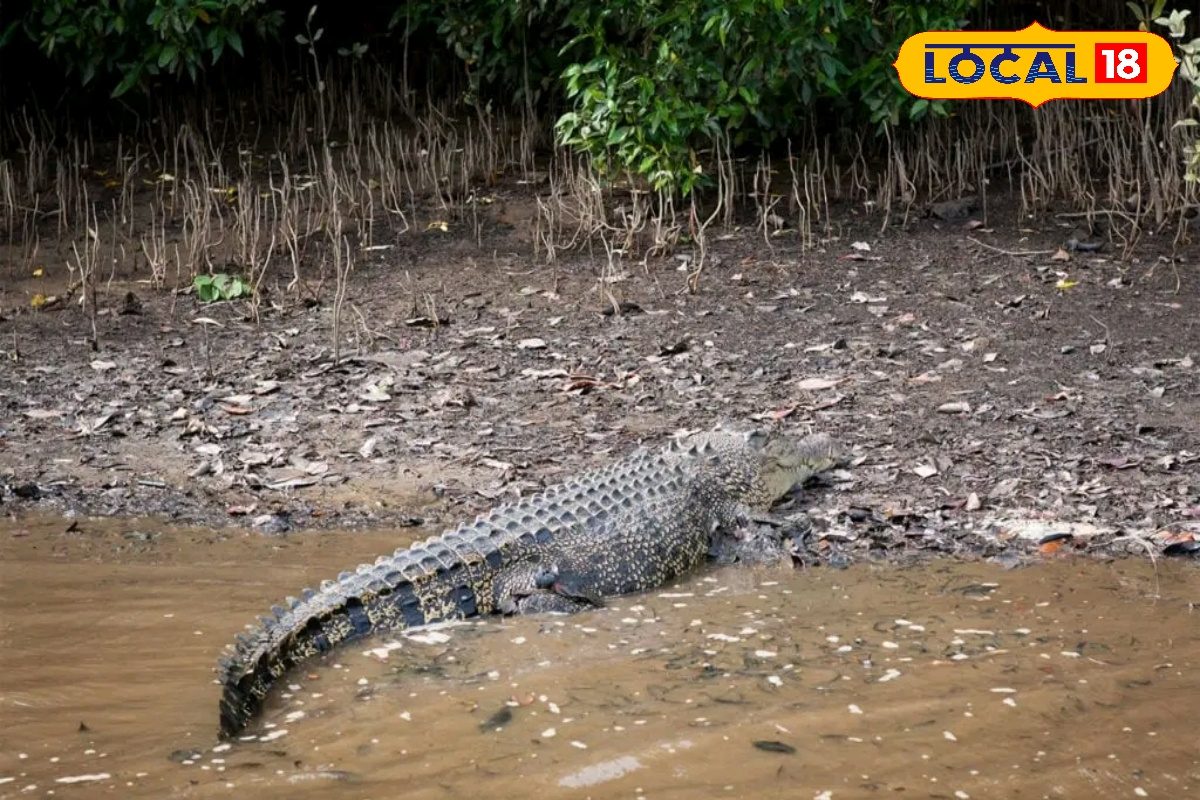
1097 455 1142 470
937 401 971 414
221 394 255 405
269 476 319 490
404 315 450 328
220 403 254 416
90 360 117 371
517 338 547 350
358 437 378 459
1038 537 1069 555
562 375 602 393
361 385 392 403
990 477 1020 498
913 464 939 479
522 367 570 379
1051 249 1071 263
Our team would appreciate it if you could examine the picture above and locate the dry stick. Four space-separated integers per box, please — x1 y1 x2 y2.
965 236 1056 257
1088 313 1114 361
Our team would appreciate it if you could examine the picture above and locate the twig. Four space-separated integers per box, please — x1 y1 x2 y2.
1088 313 1112 359
966 236 1056 257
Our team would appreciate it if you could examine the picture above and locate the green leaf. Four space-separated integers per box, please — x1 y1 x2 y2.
111 66 142 97
157 44 178 69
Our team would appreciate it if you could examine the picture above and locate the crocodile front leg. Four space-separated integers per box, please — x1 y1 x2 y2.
491 560 601 615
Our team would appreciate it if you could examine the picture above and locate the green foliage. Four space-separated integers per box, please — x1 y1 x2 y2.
11 0 281 96
554 0 974 193
389 0 571 110
4 0 978 192
1154 8 1200 181
194 272 251 302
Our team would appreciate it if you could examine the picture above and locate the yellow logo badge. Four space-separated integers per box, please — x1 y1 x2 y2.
893 22 1178 107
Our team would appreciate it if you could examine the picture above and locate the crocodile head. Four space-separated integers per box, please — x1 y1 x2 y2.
740 429 841 509
679 428 841 510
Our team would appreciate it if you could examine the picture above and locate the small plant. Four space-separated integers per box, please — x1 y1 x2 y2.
193 273 251 302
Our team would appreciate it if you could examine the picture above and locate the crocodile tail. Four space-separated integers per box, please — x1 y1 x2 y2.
216 555 449 739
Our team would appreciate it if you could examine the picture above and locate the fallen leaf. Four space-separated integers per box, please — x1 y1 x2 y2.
269 476 319 490
796 377 841 391
1055 276 1078 289
522 367 570 379
562 375 603 393
937 401 971 414
220 404 254 416
658 340 689 357
90 360 117 371
517 338 547 350
426 220 449 232
32 267 44 278
850 241 871 252
913 464 939 479
404 315 450 328
1163 540 1200 557
361 385 392 403
1051 249 1071 263
990 477 1020 497
1038 536 1069 555
1098 455 1142 470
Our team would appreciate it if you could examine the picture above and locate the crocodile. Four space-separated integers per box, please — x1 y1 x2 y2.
216 427 840 738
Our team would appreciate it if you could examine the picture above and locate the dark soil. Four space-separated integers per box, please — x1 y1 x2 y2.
2 194 1198 561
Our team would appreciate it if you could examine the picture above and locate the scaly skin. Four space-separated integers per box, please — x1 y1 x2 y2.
216 427 840 738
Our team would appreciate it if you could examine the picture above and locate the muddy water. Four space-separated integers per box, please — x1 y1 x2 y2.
2 518 1198 799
